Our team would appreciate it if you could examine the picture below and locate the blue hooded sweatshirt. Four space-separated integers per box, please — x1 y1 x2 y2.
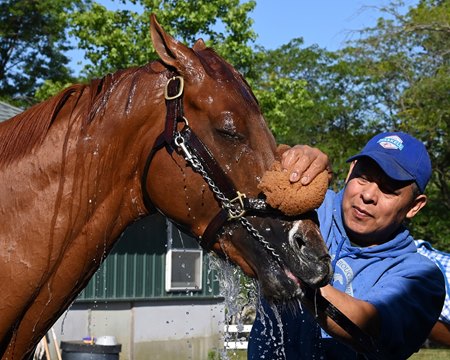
248 189 445 360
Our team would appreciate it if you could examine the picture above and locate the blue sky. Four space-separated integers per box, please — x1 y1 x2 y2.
250 0 417 50
69 0 418 72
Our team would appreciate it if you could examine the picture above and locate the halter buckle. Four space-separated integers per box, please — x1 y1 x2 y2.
228 191 247 219
165 76 184 100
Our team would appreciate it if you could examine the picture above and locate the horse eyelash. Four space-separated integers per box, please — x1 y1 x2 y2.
216 128 245 141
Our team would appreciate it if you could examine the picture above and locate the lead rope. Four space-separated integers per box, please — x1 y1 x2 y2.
174 132 281 262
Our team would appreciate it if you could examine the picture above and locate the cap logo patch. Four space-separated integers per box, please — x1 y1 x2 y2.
377 135 404 150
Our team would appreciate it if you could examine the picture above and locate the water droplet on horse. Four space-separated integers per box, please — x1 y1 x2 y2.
125 82 138 115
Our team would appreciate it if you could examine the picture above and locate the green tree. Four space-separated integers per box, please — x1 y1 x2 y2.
0 0 82 106
399 0 449 249
324 0 449 249
69 0 257 78
250 39 373 186
248 0 448 249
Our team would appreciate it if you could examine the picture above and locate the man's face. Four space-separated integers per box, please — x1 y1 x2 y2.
342 158 426 246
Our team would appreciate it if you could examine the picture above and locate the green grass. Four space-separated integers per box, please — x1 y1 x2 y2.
410 348 450 359
222 350 247 359
208 349 247 360
209 348 450 359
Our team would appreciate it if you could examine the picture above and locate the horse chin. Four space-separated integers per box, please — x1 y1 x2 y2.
256 258 305 302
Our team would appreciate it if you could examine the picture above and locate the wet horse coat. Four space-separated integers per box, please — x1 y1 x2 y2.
0 15 331 359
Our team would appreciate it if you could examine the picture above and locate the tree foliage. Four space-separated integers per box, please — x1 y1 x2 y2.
250 0 448 249
249 40 374 185
336 0 449 249
0 0 81 106
69 0 257 78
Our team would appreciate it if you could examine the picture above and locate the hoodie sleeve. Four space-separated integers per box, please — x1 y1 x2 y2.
363 253 445 359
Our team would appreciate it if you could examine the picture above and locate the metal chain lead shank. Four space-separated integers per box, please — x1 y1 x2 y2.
174 132 281 261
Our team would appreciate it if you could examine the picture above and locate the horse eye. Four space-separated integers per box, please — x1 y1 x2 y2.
216 128 245 141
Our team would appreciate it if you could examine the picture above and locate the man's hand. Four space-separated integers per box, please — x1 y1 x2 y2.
281 145 333 185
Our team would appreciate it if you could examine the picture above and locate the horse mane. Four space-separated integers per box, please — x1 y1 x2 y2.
0 85 86 167
0 67 143 168
197 47 259 105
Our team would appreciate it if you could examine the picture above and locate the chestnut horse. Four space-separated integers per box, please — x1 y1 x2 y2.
0 15 331 359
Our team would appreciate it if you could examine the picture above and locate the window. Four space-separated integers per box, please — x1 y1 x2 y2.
165 249 203 291
165 220 203 292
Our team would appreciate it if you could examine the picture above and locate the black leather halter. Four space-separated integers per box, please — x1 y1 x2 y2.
141 74 382 358
141 74 272 249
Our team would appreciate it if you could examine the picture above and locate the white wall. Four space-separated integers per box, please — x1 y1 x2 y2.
48 300 226 360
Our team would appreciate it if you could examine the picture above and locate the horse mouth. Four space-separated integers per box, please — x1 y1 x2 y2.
284 269 302 287
259 255 332 302
283 258 332 289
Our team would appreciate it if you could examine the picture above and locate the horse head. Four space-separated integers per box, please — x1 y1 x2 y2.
143 15 331 301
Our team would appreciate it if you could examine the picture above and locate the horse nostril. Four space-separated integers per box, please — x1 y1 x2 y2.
293 233 305 247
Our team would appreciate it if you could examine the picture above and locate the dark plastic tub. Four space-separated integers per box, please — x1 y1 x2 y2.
60 341 121 360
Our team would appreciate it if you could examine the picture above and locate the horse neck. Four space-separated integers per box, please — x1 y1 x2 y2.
65 68 168 240
3 68 167 251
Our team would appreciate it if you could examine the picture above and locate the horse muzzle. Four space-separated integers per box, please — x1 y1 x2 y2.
215 215 332 302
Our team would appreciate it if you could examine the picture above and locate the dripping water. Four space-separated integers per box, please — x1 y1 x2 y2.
209 253 258 359
59 300 76 335
270 304 287 359
207 244 294 359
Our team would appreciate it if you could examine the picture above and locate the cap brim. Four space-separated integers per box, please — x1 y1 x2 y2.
346 152 415 183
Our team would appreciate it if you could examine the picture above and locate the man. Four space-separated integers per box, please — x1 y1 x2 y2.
248 132 445 359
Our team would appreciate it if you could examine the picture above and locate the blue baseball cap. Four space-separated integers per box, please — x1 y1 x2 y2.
346 132 432 193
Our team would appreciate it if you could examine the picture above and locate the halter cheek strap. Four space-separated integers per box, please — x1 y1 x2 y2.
141 75 262 249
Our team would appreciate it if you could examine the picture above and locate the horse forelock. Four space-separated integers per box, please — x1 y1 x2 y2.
195 47 259 106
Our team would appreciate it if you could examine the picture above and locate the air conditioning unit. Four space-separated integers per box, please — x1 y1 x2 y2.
165 249 203 292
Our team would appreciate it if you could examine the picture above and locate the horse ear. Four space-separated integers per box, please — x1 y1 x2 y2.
150 14 204 79
193 38 207 51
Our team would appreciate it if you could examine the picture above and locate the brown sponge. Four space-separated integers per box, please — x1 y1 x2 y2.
258 159 329 216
